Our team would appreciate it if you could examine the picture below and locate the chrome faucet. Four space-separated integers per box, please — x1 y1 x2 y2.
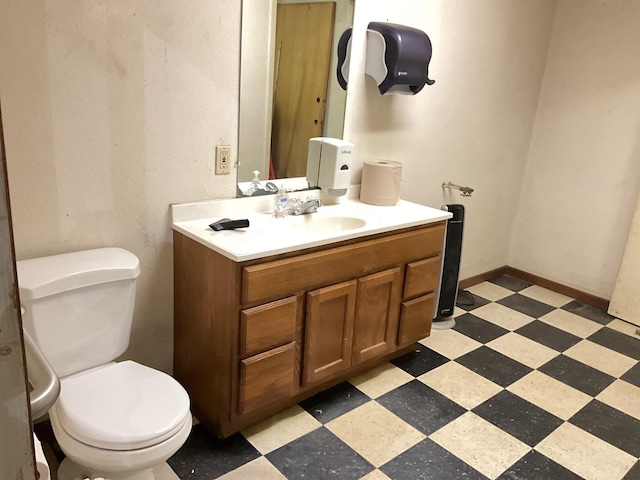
289 196 321 215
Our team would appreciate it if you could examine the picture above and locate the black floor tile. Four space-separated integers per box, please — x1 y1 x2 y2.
587 328 640 360
472 390 563 446
624 461 640 480
381 438 488 480
456 346 532 387
498 294 556 319
538 354 615 396
621 362 640 388
570 400 640 457
497 450 583 480
456 291 491 311
299 381 370 423
515 320 581 352
167 425 260 479
377 380 466 435
562 300 614 325
489 275 532 292
453 313 509 344
266 427 374 479
391 343 449 377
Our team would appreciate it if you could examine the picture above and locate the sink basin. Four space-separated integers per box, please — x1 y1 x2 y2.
289 215 366 232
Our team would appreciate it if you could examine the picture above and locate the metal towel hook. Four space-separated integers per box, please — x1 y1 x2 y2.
442 181 474 197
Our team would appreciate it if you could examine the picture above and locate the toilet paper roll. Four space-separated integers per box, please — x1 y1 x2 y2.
360 160 403 206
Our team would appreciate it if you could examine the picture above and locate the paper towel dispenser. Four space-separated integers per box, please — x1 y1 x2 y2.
336 27 352 90
365 22 435 95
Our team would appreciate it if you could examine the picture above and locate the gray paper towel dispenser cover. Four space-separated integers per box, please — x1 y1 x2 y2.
365 22 435 95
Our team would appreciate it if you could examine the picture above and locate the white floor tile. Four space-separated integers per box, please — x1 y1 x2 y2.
472 302 534 331
360 469 392 480
607 318 640 338
326 401 425 468
466 282 514 301
487 332 559 368
349 362 413 399
217 457 287 480
507 371 591 420
418 362 502 409
242 404 321 454
596 379 640 420
564 340 636 378
520 285 574 307
419 328 482 360
535 422 636 480
430 412 530 479
540 309 602 338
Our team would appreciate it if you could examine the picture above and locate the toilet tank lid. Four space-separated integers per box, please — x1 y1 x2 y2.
16 248 141 301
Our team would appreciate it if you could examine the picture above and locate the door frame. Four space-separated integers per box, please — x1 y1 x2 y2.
0 103 37 478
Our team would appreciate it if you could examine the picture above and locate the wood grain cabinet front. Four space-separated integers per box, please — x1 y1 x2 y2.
397 256 441 346
352 267 403 364
304 280 357 385
173 220 446 437
238 295 300 414
240 296 298 357
239 342 296 415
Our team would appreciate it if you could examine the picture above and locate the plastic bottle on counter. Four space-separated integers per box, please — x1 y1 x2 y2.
273 184 289 218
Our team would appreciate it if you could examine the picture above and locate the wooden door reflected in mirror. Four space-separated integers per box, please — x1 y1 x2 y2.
271 2 335 179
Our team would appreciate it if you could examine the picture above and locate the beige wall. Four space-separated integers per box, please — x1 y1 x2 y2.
509 0 640 298
344 0 557 280
0 0 240 373
2 0 638 375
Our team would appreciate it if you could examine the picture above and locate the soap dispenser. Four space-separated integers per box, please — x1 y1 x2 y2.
247 170 264 196
306 137 354 197
274 184 289 218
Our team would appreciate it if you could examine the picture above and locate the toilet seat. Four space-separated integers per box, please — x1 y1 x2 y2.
56 361 190 450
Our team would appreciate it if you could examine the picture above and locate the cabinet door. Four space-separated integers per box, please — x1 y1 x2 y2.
304 280 357 385
352 267 403 364
239 342 296 415
398 292 435 346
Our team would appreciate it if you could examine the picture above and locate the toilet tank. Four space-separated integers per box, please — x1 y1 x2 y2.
17 248 141 378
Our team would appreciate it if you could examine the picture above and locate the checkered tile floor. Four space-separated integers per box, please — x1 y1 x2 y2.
167 275 640 480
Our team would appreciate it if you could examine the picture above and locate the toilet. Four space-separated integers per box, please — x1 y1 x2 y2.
17 248 192 480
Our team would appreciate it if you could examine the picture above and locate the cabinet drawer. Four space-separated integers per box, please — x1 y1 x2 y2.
398 292 435 346
239 342 296 415
404 256 441 300
240 296 298 357
243 222 446 304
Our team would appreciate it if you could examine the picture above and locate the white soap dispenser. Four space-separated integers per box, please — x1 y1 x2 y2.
306 137 353 197
274 184 289 218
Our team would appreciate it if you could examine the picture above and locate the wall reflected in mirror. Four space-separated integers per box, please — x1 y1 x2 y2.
237 0 355 196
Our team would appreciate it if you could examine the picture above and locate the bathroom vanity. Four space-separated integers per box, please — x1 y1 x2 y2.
171 194 450 437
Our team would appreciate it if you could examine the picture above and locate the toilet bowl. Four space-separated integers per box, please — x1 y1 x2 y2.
50 361 191 480
17 248 192 480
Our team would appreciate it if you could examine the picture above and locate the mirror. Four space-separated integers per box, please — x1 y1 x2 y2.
237 0 355 195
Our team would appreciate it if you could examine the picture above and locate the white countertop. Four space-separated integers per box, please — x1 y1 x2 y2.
171 191 451 262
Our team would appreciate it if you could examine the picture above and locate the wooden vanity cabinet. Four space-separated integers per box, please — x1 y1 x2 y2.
173 221 445 437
